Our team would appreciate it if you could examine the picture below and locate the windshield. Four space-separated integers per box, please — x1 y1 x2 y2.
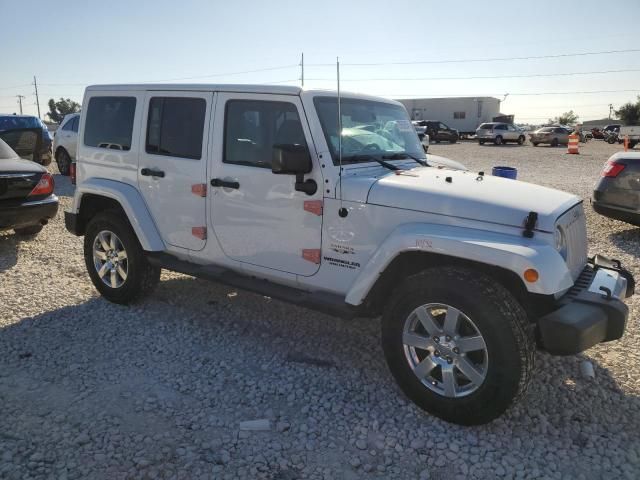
0 116 42 131
314 97 424 165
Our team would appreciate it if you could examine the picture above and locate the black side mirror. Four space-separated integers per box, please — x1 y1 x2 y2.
272 144 312 175
271 144 317 195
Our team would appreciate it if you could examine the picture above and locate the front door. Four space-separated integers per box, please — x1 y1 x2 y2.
209 93 323 276
138 91 213 251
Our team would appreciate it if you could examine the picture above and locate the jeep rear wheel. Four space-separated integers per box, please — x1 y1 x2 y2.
84 211 160 304
381 266 534 425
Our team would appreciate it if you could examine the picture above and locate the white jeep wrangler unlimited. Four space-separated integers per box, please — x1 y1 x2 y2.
66 84 634 425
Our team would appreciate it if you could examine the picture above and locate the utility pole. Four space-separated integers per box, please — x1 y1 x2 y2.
16 95 25 114
609 103 613 120
300 52 304 87
33 76 41 119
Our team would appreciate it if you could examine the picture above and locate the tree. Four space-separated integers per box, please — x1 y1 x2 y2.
47 98 81 123
548 110 579 125
615 97 640 125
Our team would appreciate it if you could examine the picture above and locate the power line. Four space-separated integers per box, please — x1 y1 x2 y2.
307 48 640 67
306 68 640 82
382 89 639 97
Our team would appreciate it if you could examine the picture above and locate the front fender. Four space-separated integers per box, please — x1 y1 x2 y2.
71 178 164 251
345 223 574 306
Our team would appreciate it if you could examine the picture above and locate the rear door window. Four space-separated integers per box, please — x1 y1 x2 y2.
146 97 206 159
71 116 79 132
84 97 136 150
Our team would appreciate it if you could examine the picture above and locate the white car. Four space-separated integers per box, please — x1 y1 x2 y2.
65 84 634 426
476 122 526 145
53 112 80 175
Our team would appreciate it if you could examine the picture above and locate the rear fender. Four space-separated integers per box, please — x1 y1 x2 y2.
72 178 164 251
345 223 573 306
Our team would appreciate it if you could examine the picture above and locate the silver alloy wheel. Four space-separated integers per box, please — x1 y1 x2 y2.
92 230 128 288
402 303 488 398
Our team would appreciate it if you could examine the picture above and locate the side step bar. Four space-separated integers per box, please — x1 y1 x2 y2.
146 252 358 319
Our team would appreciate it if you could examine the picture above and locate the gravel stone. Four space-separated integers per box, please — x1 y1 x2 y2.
0 141 638 479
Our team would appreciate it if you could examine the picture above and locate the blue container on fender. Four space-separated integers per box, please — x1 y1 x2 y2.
492 166 518 179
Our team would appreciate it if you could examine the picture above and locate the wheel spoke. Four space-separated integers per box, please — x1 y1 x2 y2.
442 307 460 334
109 233 116 251
97 262 110 278
117 250 127 261
116 265 127 281
403 332 433 350
457 335 485 353
441 364 456 397
456 357 485 386
412 356 438 380
415 307 440 335
110 269 117 288
98 233 110 252
94 251 108 261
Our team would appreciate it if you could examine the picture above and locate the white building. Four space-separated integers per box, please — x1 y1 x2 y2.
396 97 502 134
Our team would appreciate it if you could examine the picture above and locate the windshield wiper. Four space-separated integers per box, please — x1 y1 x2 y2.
382 152 428 166
342 154 399 171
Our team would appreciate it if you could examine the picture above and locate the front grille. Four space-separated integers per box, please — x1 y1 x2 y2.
563 265 594 300
556 203 588 281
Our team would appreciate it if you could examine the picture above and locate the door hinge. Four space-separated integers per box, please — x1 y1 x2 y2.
302 249 321 264
192 226 207 240
304 200 323 216
191 183 207 197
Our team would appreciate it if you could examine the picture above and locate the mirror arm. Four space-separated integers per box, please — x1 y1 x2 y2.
294 173 317 195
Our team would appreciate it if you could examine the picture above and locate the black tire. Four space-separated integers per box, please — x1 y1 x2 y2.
517 135 525 145
84 211 160 304
14 224 43 236
435 140 441 144
56 148 71 176
532 142 538 147
494 135 503 146
449 136 458 144
550 138 559 147
381 266 534 426
478 140 485 145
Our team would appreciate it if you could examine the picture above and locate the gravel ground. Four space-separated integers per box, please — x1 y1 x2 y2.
1 140 639 479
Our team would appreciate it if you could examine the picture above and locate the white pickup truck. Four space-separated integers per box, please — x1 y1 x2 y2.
65 84 634 425
619 126 639 148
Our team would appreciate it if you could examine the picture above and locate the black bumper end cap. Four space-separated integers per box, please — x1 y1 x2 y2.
64 211 81 236
538 300 628 356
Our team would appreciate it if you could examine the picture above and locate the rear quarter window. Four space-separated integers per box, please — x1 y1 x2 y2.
84 96 136 151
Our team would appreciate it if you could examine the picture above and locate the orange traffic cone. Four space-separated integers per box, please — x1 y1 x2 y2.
567 134 579 154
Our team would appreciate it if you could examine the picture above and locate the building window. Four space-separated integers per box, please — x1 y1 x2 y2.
453 111 466 119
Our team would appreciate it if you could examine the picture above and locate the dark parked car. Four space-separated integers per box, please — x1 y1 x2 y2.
0 137 58 235
414 120 459 143
593 152 640 226
0 114 52 165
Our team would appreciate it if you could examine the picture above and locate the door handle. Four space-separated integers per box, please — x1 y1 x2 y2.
210 178 239 189
141 168 165 178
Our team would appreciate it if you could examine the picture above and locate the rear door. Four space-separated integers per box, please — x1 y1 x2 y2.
506 124 519 141
138 91 213 251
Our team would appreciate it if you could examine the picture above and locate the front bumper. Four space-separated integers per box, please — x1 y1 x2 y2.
537 255 634 355
0 195 59 230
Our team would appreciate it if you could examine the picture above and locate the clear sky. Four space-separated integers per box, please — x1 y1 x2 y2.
1 0 639 123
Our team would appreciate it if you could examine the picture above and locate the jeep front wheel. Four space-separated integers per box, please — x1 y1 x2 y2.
84 211 160 304
381 266 534 425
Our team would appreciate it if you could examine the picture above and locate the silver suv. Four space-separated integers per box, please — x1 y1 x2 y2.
476 122 526 146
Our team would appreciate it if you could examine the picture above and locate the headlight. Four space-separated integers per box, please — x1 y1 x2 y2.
555 226 567 259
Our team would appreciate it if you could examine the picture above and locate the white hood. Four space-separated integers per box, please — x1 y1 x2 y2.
341 164 580 232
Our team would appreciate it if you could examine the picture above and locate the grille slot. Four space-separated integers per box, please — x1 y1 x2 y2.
556 204 588 281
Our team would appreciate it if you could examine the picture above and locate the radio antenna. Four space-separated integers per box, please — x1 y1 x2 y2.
337 57 347 218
